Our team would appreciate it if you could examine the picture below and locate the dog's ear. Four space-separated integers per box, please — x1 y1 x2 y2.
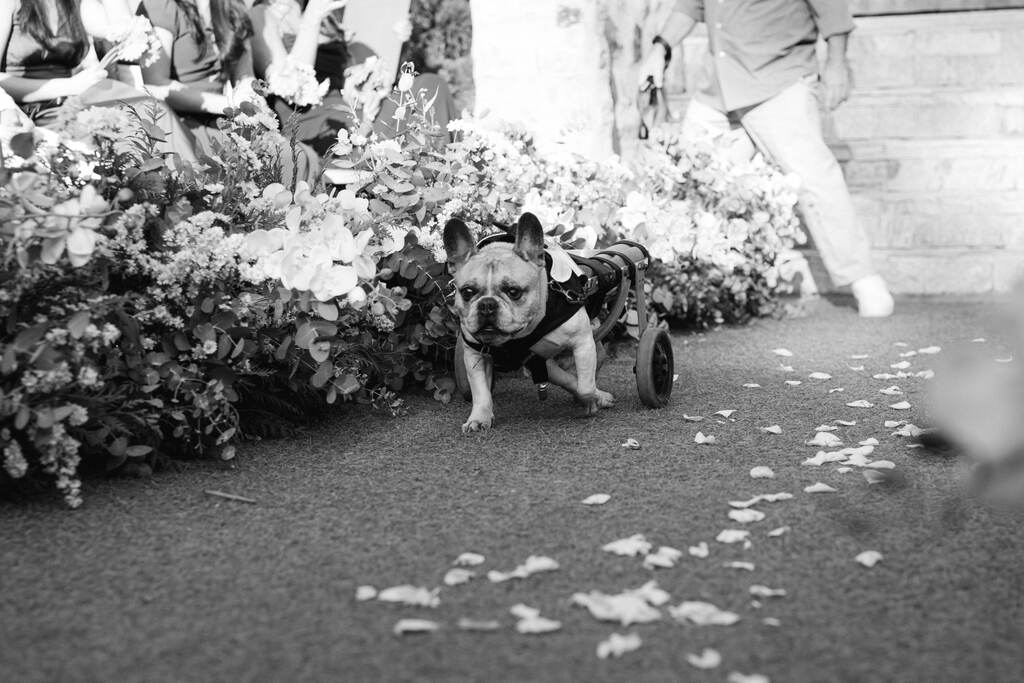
443 218 475 272
514 212 545 265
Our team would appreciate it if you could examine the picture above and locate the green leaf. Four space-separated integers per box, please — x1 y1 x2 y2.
126 445 153 458
67 311 90 339
310 360 333 388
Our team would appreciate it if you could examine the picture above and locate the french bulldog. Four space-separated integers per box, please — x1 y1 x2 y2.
444 213 615 432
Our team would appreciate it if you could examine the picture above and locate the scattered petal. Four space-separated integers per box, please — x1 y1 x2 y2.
643 546 684 569
596 632 642 659
772 348 794 357
355 585 377 601
779 364 795 372
728 508 766 524
729 493 792 508
724 561 756 571
894 342 909 347
582 493 611 506
393 618 439 635
454 552 485 567
602 534 652 557
850 354 870 360
808 372 832 380
859 438 880 446
855 550 883 568
807 432 843 448
899 350 918 358
803 450 847 466
378 585 440 608
829 387 846 393
835 420 857 426
918 346 941 355
728 672 771 683
891 361 912 370
572 583 666 625
815 424 839 432
892 423 923 437
863 469 887 485
457 618 501 631
686 648 722 670
762 617 782 627
516 615 561 634
889 401 912 410
785 380 803 386
509 604 539 620
836 466 852 473
972 338 987 343
995 355 1014 363
695 431 717 445
867 459 895 469
716 529 750 544
750 466 775 479
804 482 838 494
846 400 874 408
767 526 790 537
884 420 904 428
683 414 704 422
879 385 904 396
714 409 737 418
669 601 740 626
688 542 709 558
749 585 786 598
743 383 762 388
444 568 475 586
761 425 782 435
874 373 898 380
848 365 866 372
488 556 559 583
621 438 641 450
916 369 935 379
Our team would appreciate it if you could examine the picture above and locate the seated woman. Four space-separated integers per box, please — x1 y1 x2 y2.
249 0 455 155
0 0 198 161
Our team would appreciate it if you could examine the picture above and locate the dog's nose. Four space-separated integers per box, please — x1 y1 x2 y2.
478 297 499 318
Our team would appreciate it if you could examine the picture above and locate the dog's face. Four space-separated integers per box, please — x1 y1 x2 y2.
444 214 548 346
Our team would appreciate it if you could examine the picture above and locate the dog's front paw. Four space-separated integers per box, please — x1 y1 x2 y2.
462 412 493 433
595 389 615 409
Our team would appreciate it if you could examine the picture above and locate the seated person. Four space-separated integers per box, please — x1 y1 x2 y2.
249 0 455 155
0 0 198 161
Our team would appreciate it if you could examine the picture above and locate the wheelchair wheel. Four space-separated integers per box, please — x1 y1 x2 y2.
454 335 473 402
636 327 674 408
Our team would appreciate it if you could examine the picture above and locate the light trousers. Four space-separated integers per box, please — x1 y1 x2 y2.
681 78 875 287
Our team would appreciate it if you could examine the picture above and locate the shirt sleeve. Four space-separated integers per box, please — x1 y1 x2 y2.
673 0 704 23
806 0 856 38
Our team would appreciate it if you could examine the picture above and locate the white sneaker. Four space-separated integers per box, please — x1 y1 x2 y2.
852 275 895 318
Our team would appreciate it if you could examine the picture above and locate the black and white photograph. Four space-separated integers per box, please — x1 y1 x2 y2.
1 0 1023 680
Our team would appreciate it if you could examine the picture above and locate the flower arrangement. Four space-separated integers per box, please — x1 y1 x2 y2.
265 59 330 108
104 16 163 67
0 59 803 507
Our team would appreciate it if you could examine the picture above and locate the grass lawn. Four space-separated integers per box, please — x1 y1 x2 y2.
2 297 1023 683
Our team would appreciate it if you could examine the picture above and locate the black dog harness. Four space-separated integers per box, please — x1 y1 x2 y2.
458 234 621 395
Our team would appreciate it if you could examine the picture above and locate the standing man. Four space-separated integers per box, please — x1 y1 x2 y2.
641 0 894 317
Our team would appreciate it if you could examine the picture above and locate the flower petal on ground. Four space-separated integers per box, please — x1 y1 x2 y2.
596 632 642 659
724 561 756 571
728 508 766 524
572 586 664 625
891 361 912 370
835 420 857 426
879 385 904 396
686 648 722 669
643 546 684 569
899 350 918 358
695 431 717 444
689 542 709 558
728 672 771 683
378 585 440 607
743 383 762 388
510 604 539 619
859 438 880 446
856 550 883 567
815 424 839 432
919 346 941 354
779 364 795 372
669 601 740 626
846 400 874 408
749 585 787 598
772 348 794 357
454 552 485 566
683 414 704 422
809 372 832 380
393 619 439 635
829 388 846 393
807 432 843 448
850 354 870 360
516 615 561 634
488 555 559 582
621 438 641 450
582 493 611 506
889 401 912 410
848 365 866 372
785 380 803 386
762 617 782 627
767 526 790 537
714 409 737 418
716 529 750 544
892 423 923 437
602 534 652 557
750 466 775 479
863 469 886 485
444 568 475 586
355 585 377 601
804 482 838 494
761 425 782 435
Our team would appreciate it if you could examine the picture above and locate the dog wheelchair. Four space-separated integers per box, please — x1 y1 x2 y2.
453 236 675 408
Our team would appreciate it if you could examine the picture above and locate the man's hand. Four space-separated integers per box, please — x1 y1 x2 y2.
637 43 669 90
821 56 851 110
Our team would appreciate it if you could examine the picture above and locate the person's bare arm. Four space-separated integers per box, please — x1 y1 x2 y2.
821 32 851 110
250 0 346 77
140 25 229 115
638 2 700 88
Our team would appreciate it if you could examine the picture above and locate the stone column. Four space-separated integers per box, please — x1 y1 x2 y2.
470 0 617 160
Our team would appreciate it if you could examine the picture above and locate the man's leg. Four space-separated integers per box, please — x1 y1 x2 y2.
739 78 893 315
681 98 756 162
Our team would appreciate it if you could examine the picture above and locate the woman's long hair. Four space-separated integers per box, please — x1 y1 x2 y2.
16 0 89 66
174 0 253 82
